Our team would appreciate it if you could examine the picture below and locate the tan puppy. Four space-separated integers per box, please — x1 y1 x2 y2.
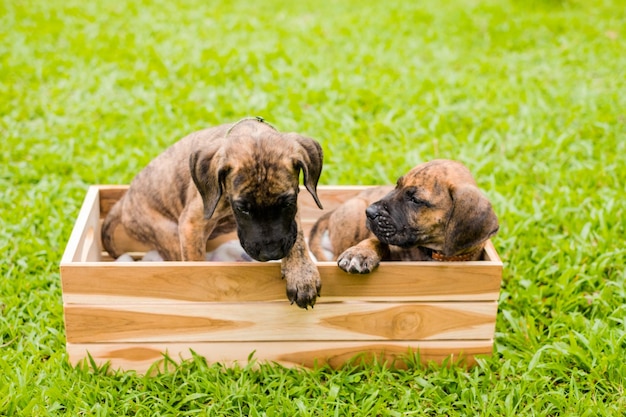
309 159 499 273
102 117 324 308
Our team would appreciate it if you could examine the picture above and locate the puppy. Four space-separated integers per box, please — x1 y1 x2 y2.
101 117 324 308
309 159 498 273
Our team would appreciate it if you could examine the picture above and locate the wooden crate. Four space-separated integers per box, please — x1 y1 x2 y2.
60 185 502 372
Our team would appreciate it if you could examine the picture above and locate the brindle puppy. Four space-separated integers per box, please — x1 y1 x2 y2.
102 117 324 308
309 159 498 273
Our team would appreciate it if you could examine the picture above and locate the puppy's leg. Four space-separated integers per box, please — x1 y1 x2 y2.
149 219 182 261
337 238 391 274
327 197 372 258
282 218 322 309
178 200 213 261
122 208 182 261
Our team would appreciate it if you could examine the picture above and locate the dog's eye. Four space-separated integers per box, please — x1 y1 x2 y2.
234 202 250 216
279 195 298 209
409 195 427 207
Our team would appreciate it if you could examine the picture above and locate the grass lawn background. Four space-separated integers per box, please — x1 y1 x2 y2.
1 0 625 415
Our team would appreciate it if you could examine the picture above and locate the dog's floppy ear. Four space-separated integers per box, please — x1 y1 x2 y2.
443 184 499 256
288 133 324 210
189 149 228 219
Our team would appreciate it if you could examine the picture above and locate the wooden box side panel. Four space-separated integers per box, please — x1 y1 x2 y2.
67 340 493 372
61 186 103 263
63 301 498 343
61 261 502 304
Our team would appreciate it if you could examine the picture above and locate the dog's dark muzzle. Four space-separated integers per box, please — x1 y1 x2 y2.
244 238 296 261
366 202 417 248
365 203 397 239
238 222 298 262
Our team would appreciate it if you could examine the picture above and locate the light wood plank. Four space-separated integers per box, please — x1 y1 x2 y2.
61 260 501 304
67 340 493 372
483 240 501 263
97 185 127 218
63 302 497 343
61 186 103 263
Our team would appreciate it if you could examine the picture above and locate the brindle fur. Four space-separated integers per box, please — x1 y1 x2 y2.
308 159 499 274
101 119 324 308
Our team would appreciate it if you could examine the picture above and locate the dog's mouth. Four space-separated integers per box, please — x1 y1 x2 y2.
248 246 290 262
366 216 423 248
241 240 295 261
366 215 396 238
366 204 406 245
234 207 299 261
238 230 298 262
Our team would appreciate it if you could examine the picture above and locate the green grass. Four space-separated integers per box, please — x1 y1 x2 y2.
1 0 625 415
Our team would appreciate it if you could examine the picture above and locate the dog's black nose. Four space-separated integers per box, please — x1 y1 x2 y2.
366 205 380 220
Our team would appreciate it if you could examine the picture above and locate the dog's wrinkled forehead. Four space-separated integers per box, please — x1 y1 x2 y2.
400 160 476 189
225 135 300 203
392 160 478 206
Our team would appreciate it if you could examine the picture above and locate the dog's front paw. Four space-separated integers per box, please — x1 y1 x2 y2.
337 247 381 274
283 263 322 309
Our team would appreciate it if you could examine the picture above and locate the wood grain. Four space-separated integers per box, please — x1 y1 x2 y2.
61 260 501 304
67 340 493 372
64 301 497 343
61 186 102 263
